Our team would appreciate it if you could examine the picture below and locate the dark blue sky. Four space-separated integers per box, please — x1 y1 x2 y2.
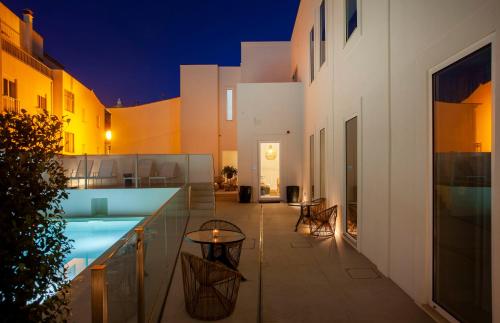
4 0 300 106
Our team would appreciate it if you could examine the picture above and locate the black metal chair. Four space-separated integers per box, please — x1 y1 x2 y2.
309 205 338 237
199 219 243 269
181 252 242 321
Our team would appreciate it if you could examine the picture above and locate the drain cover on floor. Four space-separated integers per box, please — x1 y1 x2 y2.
242 238 256 249
345 268 380 279
290 241 313 248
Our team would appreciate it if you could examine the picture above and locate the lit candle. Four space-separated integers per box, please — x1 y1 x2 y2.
213 229 219 238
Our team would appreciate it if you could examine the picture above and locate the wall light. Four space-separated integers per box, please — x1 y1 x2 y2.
265 145 276 160
105 130 112 141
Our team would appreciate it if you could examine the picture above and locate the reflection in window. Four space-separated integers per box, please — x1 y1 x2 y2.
346 0 357 40
345 117 357 239
310 134 315 199
320 128 326 198
432 44 491 323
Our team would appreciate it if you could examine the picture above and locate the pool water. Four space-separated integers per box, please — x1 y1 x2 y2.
64 217 143 280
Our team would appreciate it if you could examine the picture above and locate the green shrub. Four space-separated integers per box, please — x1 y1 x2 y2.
0 109 71 322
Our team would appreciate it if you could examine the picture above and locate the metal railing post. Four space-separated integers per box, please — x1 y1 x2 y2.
91 265 108 323
135 227 145 323
135 154 139 188
84 153 88 189
185 154 190 185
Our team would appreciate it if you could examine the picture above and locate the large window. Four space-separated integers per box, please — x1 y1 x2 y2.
432 44 492 323
310 27 315 83
345 117 358 239
310 134 315 199
64 90 75 113
64 132 75 153
346 0 357 41
320 128 326 198
320 0 326 66
226 89 233 121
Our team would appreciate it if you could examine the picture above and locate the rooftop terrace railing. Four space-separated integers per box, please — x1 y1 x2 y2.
70 185 191 323
1 37 52 78
60 153 214 189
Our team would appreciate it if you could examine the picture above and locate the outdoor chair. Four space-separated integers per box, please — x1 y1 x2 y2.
69 159 94 187
309 205 338 237
199 219 243 270
181 252 242 321
90 159 116 186
123 159 153 187
149 161 178 186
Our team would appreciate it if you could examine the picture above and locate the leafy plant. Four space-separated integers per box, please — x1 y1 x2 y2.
221 165 237 179
0 109 71 322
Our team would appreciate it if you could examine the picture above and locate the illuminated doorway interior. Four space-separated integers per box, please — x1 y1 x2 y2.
259 142 280 201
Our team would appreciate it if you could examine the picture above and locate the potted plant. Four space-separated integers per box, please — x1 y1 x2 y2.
221 166 238 180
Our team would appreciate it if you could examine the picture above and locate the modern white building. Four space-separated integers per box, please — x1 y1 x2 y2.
179 0 499 322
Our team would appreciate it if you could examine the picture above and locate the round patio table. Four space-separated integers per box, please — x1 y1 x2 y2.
185 229 246 271
294 200 320 231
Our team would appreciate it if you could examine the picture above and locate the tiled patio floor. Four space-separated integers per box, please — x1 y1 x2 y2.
162 201 434 323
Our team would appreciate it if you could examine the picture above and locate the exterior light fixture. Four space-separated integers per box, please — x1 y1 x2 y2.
105 130 112 141
265 145 277 160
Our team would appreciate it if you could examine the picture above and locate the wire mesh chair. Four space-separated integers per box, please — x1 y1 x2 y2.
181 252 242 320
309 205 338 237
299 197 326 223
199 219 243 269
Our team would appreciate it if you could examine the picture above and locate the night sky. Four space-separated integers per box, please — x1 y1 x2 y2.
3 0 300 107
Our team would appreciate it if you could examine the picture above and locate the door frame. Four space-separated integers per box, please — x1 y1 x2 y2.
257 140 282 202
426 34 495 323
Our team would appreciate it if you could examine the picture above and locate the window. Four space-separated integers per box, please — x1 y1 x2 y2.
345 117 358 239
37 95 47 110
432 44 492 322
96 115 101 128
310 134 315 198
346 0 357 41
64 132 75 153
310 28 315 82
226 89 233 121
320 0 326 66
320 128 326 198
3 78 16 98
64 90 75 113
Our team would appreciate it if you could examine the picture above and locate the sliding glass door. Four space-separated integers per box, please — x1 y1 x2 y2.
345 117 358 240
432 44 492 323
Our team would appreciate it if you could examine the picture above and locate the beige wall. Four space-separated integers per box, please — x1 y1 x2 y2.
108 98 181 154
237 82 303 202
180 65 219 172
53 70 105 155
218 66 241 171
241 42 292 83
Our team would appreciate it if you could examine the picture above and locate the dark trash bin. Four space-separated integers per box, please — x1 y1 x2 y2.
286 186 300 203
239 186 252 203
123 173 133 187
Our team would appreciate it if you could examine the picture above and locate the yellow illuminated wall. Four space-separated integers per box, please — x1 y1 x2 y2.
52 70 105 155
108 98 181 154
434 81 492 153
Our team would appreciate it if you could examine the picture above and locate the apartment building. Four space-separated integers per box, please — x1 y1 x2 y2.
0 4 105 154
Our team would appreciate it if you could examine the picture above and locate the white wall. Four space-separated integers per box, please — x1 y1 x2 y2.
290 0 499 319
237 83 303 202
241 42 292 83
61 188 179 217
180 65 219 172
219 67 241 171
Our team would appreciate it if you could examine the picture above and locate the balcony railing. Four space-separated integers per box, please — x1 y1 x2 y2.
0 21 20 47
2 96 20 113
1 38 52 78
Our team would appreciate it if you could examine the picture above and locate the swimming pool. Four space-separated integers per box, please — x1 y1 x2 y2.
64 217 143 280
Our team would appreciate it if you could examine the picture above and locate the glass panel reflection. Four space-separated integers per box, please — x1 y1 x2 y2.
345 117 357 239
432 44 491 323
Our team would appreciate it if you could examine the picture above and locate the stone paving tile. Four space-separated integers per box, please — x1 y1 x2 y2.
162 201 433 323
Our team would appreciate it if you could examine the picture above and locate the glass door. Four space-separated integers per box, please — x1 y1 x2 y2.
432 44 492 323
320 128 326 198
259 142 280 201
345 117 358 240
